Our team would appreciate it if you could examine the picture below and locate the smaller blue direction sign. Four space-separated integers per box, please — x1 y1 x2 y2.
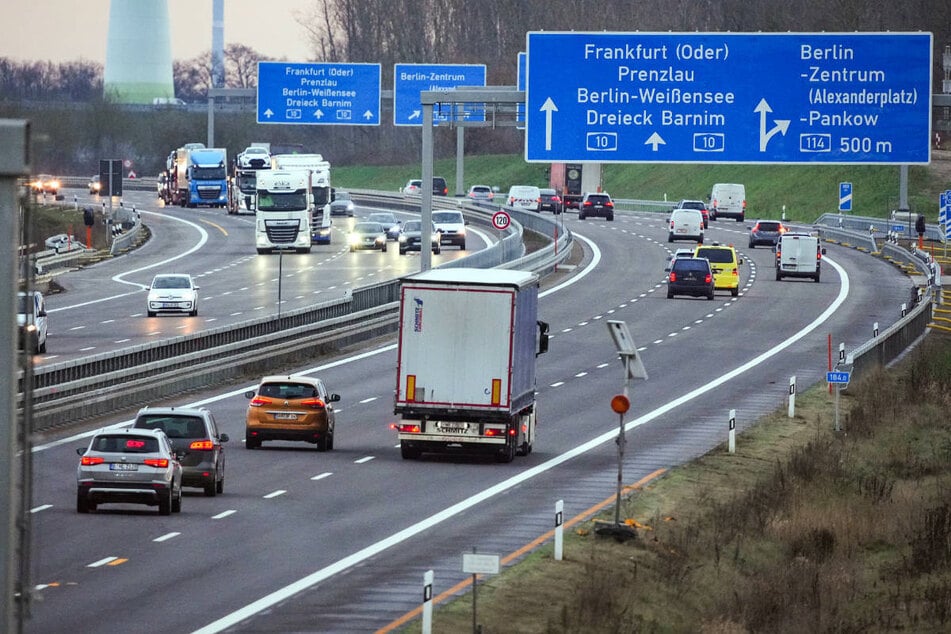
827 371 851 384
393 64 487 126
257 62 381 125
839 182 853 212
517 52 526 127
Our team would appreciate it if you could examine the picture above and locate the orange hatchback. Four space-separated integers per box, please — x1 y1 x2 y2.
244 375 340 451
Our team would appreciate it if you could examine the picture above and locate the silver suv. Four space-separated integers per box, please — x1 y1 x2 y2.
76 428 183 515
132 406 228 496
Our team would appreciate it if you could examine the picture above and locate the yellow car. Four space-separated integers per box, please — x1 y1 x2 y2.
694 243 743 297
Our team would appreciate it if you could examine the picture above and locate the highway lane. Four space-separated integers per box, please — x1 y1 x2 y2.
38 189 489 363
23 210 915 633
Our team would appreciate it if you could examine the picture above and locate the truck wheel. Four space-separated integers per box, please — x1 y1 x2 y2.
814 273 821 283
495 438 516 463
400 443 421 460
775 269 782 281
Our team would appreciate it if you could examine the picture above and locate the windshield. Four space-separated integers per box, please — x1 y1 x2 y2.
152 276 192 289
256 190 308 211
17 295 31 314
313 187 331 206
236 172 256 194
432 212 461 224
696 249 734 264
135 415 206 439
191 166 226 180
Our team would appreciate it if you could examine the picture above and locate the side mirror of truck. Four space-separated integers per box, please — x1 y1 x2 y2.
536 320 550 357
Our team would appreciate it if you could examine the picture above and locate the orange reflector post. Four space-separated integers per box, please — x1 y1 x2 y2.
490 379 502 405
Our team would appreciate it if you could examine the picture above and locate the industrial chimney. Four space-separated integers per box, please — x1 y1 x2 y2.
103 0 175 104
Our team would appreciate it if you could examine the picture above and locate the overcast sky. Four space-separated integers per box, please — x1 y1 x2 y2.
1 0 316 64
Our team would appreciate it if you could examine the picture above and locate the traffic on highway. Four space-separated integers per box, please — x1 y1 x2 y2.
21 178 916 633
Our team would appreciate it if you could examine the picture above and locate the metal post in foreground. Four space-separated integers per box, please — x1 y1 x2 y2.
728 409 736 453
554 499 564 561
0 119 30 634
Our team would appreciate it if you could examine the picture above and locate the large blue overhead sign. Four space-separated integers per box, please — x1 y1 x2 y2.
257 61 381 125
525 32 932 164
394 64 487 126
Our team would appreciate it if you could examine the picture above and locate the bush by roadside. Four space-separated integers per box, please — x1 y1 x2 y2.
419 333 951 633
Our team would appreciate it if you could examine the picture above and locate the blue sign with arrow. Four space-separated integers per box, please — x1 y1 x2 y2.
257 62 381 125
393 64 486 126
839 182 853 212
525 32 932 164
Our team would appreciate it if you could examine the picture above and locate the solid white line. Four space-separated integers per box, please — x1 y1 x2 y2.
263 490 286 499
212 510 237 520
153 532 180 543
30 504 52 513
87 557 117 568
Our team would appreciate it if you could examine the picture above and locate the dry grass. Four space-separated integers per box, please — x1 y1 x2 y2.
407 334 951 633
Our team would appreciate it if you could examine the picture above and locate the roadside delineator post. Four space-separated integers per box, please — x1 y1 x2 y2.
728 409 736 454
554 499 564 561
788 376 796 418
422 570 433 634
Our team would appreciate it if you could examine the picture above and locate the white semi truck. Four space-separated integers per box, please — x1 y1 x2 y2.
392 269 549 462
254 169 314 254
270 154 332 243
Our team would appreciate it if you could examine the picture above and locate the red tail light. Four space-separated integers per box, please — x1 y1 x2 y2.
484 428 501 437
189 440 214 450
669 272 678 282
605 201 614 207
742 200 747 209
817 249 822 260
583 201 593 207
391 423 421 433
299 398 326 409
705 274 712 283
81 456 104 466
144 458 169 468
731 268 738 278
249 396 271 407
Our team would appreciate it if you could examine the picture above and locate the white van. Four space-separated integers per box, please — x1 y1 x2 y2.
668 209 704 244
775 233 825 282
506 185 541 211
709 183 746 222
17 291 48 353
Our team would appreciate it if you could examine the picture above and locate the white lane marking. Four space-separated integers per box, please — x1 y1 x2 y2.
69 326 86 331
358 397 377 404
153 532 180 543
354 456 375 464
311 473 333 481
263 490 286 499
30 504 52 513
596 363 610 368
87 557 117 568
575 372 588 378
212 510 237 520
550 381 565 388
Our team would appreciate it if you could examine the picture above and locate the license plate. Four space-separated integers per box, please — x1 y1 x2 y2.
274 412 298 420
110 463 138 471
676 228 687 233
437 423 469 433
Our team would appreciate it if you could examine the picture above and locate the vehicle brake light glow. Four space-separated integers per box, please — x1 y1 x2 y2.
189 440 214 450
669 272 677 282
144 458 169 468
125 439 146 449
705 274 712 284
391 423 421 433
300 398 326 409
249 396 271 407
484 428 502 437
81 456 104 466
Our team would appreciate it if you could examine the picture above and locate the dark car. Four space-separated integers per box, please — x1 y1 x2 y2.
677 199 709 228
667 257 715 300
132 406 229 496
398 219 441 255
432 176 448 196
537 188 563 214
578 192 614 221
348 222 387 252
748 220 787 248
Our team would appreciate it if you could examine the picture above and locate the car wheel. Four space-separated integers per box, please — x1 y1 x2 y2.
216 475 224 494
607 214 614 221
698 235 704 244
667 233 674 243
707 291 715 300
147 310 156 317
327 430 334 451
814 273 821 283
317 434 329 452
245 434 260 449
667 290 674 299
434 247 441 255
204 478 217 497
172 487 182 512
737 216 744 222
776 269 783 281
348 246 355 253
459 241 466 251
381 244 387 252
748 241 754 249
159 489 172 516
189 309 198 317
77 492 90 513
731 287 739 297
578 212 586 220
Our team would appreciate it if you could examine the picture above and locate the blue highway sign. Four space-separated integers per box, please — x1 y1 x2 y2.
827 371 851 384
525 32 932 164
517 52 526 126
394 64 487 126
839 182 852 212
257 62 381 125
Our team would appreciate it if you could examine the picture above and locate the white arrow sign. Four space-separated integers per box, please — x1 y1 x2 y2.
755 99 790 152
314 109 324 119
408 110 421 121
645 132 666 151
541 97 558 151
263 108 274 119
363 110 374 120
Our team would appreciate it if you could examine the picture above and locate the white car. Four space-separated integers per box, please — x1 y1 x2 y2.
237 146 271 169
146 274 200 317
45 233 84 252
506 185 541 211
17 290 48 354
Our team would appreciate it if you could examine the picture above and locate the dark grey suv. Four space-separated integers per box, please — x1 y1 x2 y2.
667 257 715 300
132 406 229 496
578 192 614 221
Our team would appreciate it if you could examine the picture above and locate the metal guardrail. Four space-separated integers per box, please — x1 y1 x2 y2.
24 191 573 432
815 212 946 243
815 225 879 253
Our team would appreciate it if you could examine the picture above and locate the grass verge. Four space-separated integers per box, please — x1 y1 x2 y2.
406 333 951 633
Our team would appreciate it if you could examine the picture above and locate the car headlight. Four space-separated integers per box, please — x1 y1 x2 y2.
398 235 407 243
348 234 361 245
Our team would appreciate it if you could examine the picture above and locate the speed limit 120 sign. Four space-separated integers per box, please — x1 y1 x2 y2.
491 210 511 230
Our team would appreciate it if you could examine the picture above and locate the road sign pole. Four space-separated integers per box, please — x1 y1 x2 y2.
421 103 434 272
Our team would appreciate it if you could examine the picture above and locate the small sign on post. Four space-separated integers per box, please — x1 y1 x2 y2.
463 552 500 634
788 376 796 419
839 182 853 213
728 409 736 454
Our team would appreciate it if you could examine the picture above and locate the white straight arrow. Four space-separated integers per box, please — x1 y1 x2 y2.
541 98 558 151
645 132 666 151
755 98 790 152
